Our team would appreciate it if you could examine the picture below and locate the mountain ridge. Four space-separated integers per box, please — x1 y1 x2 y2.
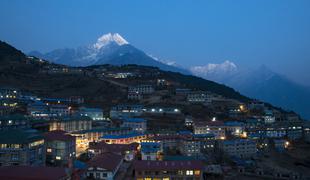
29 33 190 74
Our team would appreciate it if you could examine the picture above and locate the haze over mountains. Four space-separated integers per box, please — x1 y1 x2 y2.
29 33 310 120
190 61 310 120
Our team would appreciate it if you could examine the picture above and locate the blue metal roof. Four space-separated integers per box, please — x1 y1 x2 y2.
102 132 145 139
123 118 146 123
224 121 244 126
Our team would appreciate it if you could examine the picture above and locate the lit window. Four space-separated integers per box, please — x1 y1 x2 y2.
194 170 201 175
47 148 52 153
186 170 193 175
56 156 61 160
163 178 170 180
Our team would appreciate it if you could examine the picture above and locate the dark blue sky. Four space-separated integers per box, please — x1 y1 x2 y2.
0 0 310 85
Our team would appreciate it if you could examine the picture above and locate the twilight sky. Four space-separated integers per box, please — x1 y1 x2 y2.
0 0 310 86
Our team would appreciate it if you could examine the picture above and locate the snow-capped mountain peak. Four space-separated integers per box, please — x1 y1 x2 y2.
190 60 237 76
93 33 129 49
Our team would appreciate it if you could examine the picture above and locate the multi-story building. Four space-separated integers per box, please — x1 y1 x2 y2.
141 142 162 161
0 87 21 99
218 139 257 159
88 141 139 161
110 104 144 118
128 92 143 100
86 152 123 180
185 116 194 127
180 139 201 157
49 104 71 117
49 116 92 133
265 126 287 138
133 160 204 180
128 85 154 95
192 134 216 153
142 107 181 115
224 121 244 137
71 127 132 154
79 107 104 121
151 135 186 152
101 133 148 144
194 121 226 139
187 91 207 103
286 124 303 140
44 130 76 167
264 110 276 124
121 118 147 133
0 129 45 166
0 114 31 129
175 88 192 96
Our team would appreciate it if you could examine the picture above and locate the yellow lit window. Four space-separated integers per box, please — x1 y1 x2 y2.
47 148 52 153
163 178 170 180
194 170 201 175
144 178 151 180
56 156 61 160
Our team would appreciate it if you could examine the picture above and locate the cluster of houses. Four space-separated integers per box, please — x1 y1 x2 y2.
0 70 309 180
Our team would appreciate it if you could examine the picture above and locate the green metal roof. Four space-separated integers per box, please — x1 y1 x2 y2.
0 129 43 144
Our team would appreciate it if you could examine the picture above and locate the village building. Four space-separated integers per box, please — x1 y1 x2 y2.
218 139 257 159
49 116 92 132
85 152 123 180
0 129 45 166
194 121 226 139
121 118 147 133
141 141 162 161
133 160 204 180
101 133 148 144
79 107 104 121
44 130 76 167
88 141 139 161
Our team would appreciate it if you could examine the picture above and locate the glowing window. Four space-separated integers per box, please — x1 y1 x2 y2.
186 170 193 175
194 170 201 175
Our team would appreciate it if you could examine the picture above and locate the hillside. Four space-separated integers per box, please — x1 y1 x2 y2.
0 41 252 106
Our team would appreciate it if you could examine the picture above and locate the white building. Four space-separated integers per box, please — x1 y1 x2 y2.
121 118 147 133
194 121 226 140
219 139 257 159
187 91 207 103
264 110 276 124
86 152 123 180
80 107 104 121
128 85 154 94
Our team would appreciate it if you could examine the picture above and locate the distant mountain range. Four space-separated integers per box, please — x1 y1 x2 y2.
29 33 190 74
28 33 309 119
190 61 310 120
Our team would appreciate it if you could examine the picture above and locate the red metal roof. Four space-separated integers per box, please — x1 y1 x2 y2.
44 130 75 141
87 152 123 171
134 160 204 171
0 166 68 180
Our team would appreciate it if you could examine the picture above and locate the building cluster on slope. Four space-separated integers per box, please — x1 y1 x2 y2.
0 65 308 180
